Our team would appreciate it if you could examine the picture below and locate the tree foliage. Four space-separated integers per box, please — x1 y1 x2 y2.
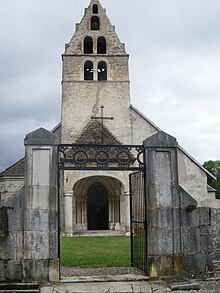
203 160 220 199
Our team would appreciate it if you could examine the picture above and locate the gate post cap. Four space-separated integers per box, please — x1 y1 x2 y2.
143 131 178 148
24 127 59 146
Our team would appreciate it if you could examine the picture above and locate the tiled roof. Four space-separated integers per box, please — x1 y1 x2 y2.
75 120 122 145
0 124 62 177
0 158 24 176
1 121 121 176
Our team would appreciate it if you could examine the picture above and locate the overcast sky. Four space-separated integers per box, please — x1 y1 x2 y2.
0 0 220 172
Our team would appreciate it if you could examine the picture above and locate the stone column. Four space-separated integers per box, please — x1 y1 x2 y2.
124 190 130 233
23 128 59 282
63 191 73 235
143 131 180 278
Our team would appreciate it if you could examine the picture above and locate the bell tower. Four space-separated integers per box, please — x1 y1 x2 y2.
61 0 132 144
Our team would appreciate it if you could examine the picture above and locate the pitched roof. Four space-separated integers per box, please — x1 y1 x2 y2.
130 104 216 180
1 112 216 181
0 124 62 177
130 104 161 131
178 145 216 180
0 158 24 176
207 185 216 192
75 119 122 145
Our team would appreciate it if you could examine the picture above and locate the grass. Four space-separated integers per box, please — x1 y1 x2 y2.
60 236 131 268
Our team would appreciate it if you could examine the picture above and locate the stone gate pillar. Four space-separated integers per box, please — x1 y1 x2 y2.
143 131 180 278
23 128 59 282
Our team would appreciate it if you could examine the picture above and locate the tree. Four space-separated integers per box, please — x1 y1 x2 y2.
203 160 220 199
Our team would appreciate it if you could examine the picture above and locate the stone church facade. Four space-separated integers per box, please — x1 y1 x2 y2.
0 0 220 282
1 0 216 236
59 0 161 235
54 0 218 235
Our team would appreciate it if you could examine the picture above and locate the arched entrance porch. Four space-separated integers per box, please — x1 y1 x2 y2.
72 176 124 232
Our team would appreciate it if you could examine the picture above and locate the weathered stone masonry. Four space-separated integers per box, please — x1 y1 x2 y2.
1 0 220 282
0 128 59 282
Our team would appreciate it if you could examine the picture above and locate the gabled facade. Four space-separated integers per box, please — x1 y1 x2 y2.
59 0 158 234
62 0 131 145
0 0 217 236
1 0 220 281
58 0 217 235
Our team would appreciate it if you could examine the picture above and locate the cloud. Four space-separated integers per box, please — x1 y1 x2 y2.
130 45 220 162
0 0 219 171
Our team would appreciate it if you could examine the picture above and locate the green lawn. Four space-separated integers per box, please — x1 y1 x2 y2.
60 236 131 268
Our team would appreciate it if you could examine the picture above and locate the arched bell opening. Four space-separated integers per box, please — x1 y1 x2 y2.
97 37 106 54
84 37 93 54
98 61 107 80
92 4 98 14
91 16 100 30
84 60 94 80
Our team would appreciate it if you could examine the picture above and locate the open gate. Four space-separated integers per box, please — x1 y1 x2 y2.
130 170 147 272
58 143 147 272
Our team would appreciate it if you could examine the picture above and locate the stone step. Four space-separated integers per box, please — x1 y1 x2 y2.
73 230 125 237
61 274 150 283
0 283 39 293
42 281 154 293
41 279 201 293
0 289 40 293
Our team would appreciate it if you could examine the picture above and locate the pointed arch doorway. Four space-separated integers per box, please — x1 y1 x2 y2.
87 182 109 230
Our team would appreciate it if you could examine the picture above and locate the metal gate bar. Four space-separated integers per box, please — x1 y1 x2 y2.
58 144 144 171
57 143 147 272
130 171 147 272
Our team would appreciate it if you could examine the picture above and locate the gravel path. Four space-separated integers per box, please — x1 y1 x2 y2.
61 266 145 277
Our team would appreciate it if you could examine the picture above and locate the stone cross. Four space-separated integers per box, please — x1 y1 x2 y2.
90 105 114 144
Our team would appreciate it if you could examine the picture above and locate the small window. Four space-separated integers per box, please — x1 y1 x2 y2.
97 37 106 54
84 37 93 54
93 4 98 14
98 61 107 81
91 16 100 30
84 61 94 80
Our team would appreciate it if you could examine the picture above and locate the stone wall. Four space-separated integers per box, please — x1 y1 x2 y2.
0 128 59 283
0 128 220 282
209 208 220 273
65 1 126 56
180 206 210 277
0 177 24 207
144 131 220 278
178 206 220 278
0 188 24 282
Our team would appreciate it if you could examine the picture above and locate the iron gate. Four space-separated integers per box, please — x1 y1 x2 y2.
130 170 147 272
58 143 147 272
